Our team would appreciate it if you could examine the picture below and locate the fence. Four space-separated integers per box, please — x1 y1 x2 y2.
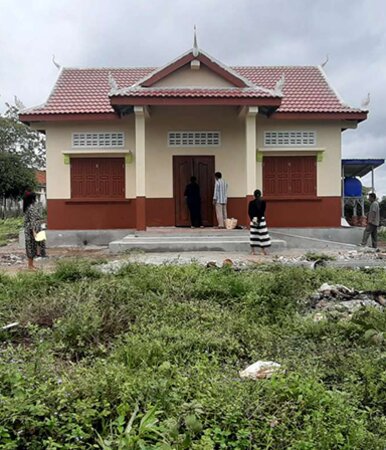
0 198 23 218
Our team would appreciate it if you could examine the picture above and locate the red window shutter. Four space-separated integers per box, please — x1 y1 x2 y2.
71 158 125 199
263 156 316 198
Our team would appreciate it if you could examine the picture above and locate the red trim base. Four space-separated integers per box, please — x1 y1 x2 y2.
266 197 341 227
146 199 175 227
47 196 341 230
47 199 136 229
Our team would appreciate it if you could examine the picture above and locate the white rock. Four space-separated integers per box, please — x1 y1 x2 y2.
318 282 332 294
239 361 281 380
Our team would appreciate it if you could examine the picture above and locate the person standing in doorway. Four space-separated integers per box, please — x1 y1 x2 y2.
361 192 380 249
213 172 228 228
184 176 202 228
248 189 271 255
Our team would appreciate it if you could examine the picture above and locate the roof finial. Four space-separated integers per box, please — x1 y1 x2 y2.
108 72 119 93
14 95 25 111
193 25 199 57
273 74 285 96
321 54 329 68
361 92 370 109
52 54 61 70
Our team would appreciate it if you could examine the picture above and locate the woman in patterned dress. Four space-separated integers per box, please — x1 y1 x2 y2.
23 192 40 270
248 189 271 256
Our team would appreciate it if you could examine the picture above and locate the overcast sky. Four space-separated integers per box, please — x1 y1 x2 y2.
0 0 385 195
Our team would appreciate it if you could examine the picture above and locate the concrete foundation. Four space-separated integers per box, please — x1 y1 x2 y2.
19 229 133 248
18 227 365 252
109 234 286 254
270 227 363 249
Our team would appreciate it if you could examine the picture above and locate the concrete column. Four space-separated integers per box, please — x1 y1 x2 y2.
134 106 146 230
245 107 258 195
245 107 258 224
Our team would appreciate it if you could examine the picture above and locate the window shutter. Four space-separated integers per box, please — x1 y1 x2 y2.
71 158 125 199
263 156 316 198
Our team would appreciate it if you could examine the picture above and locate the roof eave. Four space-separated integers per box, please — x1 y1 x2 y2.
19 112 119 125
271 111 368 121
109 95 282 107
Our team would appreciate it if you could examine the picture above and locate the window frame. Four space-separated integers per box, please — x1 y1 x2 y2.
70 157 125 200
263 155 317 200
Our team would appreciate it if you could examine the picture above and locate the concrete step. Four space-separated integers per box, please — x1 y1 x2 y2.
109 234 286 253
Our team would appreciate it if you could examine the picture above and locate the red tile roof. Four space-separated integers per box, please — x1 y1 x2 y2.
236 66 361 113
22 65 363 116
113 87 278 98
35 170 46 185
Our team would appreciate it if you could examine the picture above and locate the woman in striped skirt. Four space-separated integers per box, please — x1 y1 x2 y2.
248 189 271 255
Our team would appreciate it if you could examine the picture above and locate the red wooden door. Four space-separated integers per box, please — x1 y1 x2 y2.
173 156 214 227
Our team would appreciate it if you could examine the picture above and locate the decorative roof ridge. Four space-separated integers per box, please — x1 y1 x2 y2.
233 65 320 69
116 85 272 91
19 66 65 115
197 49 256 88
110 84 282 98
60 66 156 71
316 65 363 112
131 49 193 87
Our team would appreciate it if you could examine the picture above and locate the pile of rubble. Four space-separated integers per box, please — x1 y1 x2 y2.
0 254 24 267
336 249 386 261
307 283 386 319
98 256 250 275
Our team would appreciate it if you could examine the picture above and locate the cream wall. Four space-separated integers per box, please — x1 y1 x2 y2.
43 112 343 201
256 118 342 197
145 106 246 198
44 118 136 199
153 64 235 88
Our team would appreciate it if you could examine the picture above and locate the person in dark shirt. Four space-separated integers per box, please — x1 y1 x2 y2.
184 176 202 228
248 189 271 255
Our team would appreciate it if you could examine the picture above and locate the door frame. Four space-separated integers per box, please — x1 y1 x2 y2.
173 155 215 227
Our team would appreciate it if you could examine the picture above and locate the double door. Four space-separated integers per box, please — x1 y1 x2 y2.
173 156 215 227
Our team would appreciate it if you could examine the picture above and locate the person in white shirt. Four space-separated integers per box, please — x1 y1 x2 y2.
213 172 228 228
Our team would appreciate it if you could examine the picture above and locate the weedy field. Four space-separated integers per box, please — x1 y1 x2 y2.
0 218 23 247
0 261 386 449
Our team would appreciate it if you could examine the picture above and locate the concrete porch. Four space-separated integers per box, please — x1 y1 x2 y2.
109 228 286 253
20 226 364 252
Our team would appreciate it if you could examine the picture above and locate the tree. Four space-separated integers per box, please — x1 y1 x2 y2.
0 103 45 169
0 153 36 200
380 196 386 221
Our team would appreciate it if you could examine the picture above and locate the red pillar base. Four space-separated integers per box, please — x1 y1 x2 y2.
246 195 253 226
136 197 146 230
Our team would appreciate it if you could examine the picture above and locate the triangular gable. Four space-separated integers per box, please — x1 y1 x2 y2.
138 49 252 88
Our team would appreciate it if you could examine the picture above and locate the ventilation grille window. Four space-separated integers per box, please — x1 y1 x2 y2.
264 131 316 147
168 131 221 147
72 132 124 148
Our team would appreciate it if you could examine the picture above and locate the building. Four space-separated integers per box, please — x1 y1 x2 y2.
20 39 367 230
35 170 47 208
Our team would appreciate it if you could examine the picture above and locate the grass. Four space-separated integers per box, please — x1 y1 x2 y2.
1 261 386 448
0 217 23 246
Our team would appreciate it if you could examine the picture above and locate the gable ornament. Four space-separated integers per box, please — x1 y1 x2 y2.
273 74 285 96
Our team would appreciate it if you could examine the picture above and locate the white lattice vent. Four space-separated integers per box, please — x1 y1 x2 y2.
168 131 221 147
264 131 316 147
72 132 125 148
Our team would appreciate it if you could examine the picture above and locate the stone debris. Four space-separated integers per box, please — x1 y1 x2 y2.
98 256 250 274
0 254 24 266
239 361 282 380
308 283 386 317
